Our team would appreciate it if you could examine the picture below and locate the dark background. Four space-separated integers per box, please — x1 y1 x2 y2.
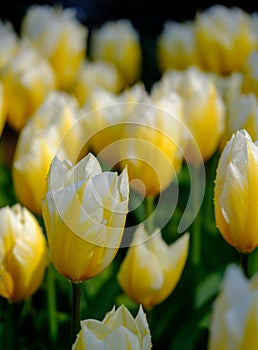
1 0 258 35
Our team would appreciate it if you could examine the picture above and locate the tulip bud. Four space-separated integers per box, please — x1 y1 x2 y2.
214 129 258 253
72 304 152 350
208 264 258 350
21 5 88 90
195 5 255 74
90 19 142 87
117 224 189 309
42 153 129 282
0 204 48 302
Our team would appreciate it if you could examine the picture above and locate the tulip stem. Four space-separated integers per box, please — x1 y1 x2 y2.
47 264 58 344
71 282 82 345
240 253 249 277
145 196 155 234
191 165 202 268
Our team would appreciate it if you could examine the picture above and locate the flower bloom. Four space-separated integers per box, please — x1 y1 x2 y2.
117 224 189 309
71 60 122 107
120 92 185 197
0 204 48 302
72 304 152 350
42 153 129 282
12 91 83 216
242 51 258 98
152 66 225 165
195 5 255 74
214 129 258 253
90 19 142 87
157 21 201 73
208 264 258 350
1 43 56 131
21 5 88 90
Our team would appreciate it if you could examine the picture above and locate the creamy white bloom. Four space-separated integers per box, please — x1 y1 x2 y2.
72 305 152 350
208 264 258 350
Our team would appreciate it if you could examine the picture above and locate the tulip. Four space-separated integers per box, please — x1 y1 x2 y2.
1 42 56 131
90 19 142 87
0 204 48 302
208 264 258 350
42 152 129 282
120 92 185 197
0 19 19 70
71 60 122 107
72 304 152 350
214 129 258 253
117 224 189 309
152 66 225 165
157 21 201 73
80 83 148 167
195 5 255 74
21 5 88 90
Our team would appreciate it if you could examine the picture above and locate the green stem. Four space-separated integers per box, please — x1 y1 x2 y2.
240 253 249 277
191 165 202 267
47 265 58 344
1 301 21 350
71 282 82 345
144 196 155 234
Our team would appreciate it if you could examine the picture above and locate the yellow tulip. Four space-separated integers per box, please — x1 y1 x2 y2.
0 19 19 70
214 129 258 253
195 5 255 74
71 60 122 107
157 21 201 73
42 153 129 282
117 224 189 309
72 304 152 350
1 42 56 131
80 83 148 167
12 90 85 215
208 264 258 350
0 204 48 302
90 19 142 87
120 92 185 197
21 5 88 90
152 66 225 165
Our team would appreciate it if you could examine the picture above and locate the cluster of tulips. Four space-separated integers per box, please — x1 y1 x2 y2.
0 3 258 349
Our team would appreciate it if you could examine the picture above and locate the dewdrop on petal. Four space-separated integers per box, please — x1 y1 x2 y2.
21 5 88 90
157 20 201 73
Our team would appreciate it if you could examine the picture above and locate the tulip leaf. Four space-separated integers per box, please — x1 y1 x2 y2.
195 270 223 308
